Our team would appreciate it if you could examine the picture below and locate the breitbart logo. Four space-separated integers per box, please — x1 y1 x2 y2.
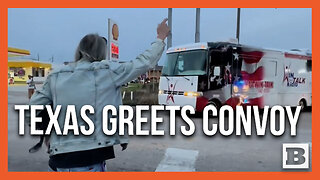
282 143 310 169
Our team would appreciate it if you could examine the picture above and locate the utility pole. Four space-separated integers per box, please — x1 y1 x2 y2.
195 8 200 43
236 8 241 43
167 8 172 49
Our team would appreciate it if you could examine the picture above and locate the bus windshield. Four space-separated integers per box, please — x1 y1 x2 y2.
162 50 207 76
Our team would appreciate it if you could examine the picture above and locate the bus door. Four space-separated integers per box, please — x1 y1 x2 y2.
208 47 234 92
205 46 234 106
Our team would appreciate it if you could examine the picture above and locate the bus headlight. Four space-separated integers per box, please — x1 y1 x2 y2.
159 90 164 94
184 91 203 97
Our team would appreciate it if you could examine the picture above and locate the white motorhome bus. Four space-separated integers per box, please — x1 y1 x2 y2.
158 42 312 111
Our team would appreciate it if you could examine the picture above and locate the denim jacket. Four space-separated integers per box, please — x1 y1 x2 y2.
28 39 165 155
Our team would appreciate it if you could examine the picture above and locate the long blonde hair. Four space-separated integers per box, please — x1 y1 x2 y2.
74 34 107 62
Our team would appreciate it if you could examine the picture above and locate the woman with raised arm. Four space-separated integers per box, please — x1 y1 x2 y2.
27 18 170 172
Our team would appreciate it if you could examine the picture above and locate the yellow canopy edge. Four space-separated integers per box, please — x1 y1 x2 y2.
8 61 52 68
8 47 31 56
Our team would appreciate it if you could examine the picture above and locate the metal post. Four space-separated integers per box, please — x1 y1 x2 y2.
152 68 155 91
236 8 241 43
195 8 200 43
167 8 172 49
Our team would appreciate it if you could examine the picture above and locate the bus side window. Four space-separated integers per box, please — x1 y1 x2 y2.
213 66 221 76
178 60 184 72
264 61 277 77
306 60 312 72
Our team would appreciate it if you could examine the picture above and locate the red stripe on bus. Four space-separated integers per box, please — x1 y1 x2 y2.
241 51 264 64
241 66 264 81
284 53 311 60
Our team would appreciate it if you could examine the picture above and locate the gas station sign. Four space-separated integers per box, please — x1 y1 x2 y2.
111 42 119 59
108 18 119 60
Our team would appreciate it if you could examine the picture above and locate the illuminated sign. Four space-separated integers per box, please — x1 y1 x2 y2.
112 24 119 41
111 43 119 59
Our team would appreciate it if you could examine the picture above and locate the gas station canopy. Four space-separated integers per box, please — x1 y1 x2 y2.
8 47 31 57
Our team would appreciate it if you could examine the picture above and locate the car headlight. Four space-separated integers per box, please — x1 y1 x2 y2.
233 85 239 93
242 84 249 92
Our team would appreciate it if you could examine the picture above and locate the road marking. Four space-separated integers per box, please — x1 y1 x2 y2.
155 148 199 172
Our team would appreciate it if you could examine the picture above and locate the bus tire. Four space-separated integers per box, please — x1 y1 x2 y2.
206 99 221 116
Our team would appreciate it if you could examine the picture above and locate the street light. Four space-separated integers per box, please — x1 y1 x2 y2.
236 8 241 43
167 8 172 49
195 8 200 43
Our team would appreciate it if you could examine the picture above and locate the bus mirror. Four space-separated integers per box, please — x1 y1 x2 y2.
214 66 221 76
